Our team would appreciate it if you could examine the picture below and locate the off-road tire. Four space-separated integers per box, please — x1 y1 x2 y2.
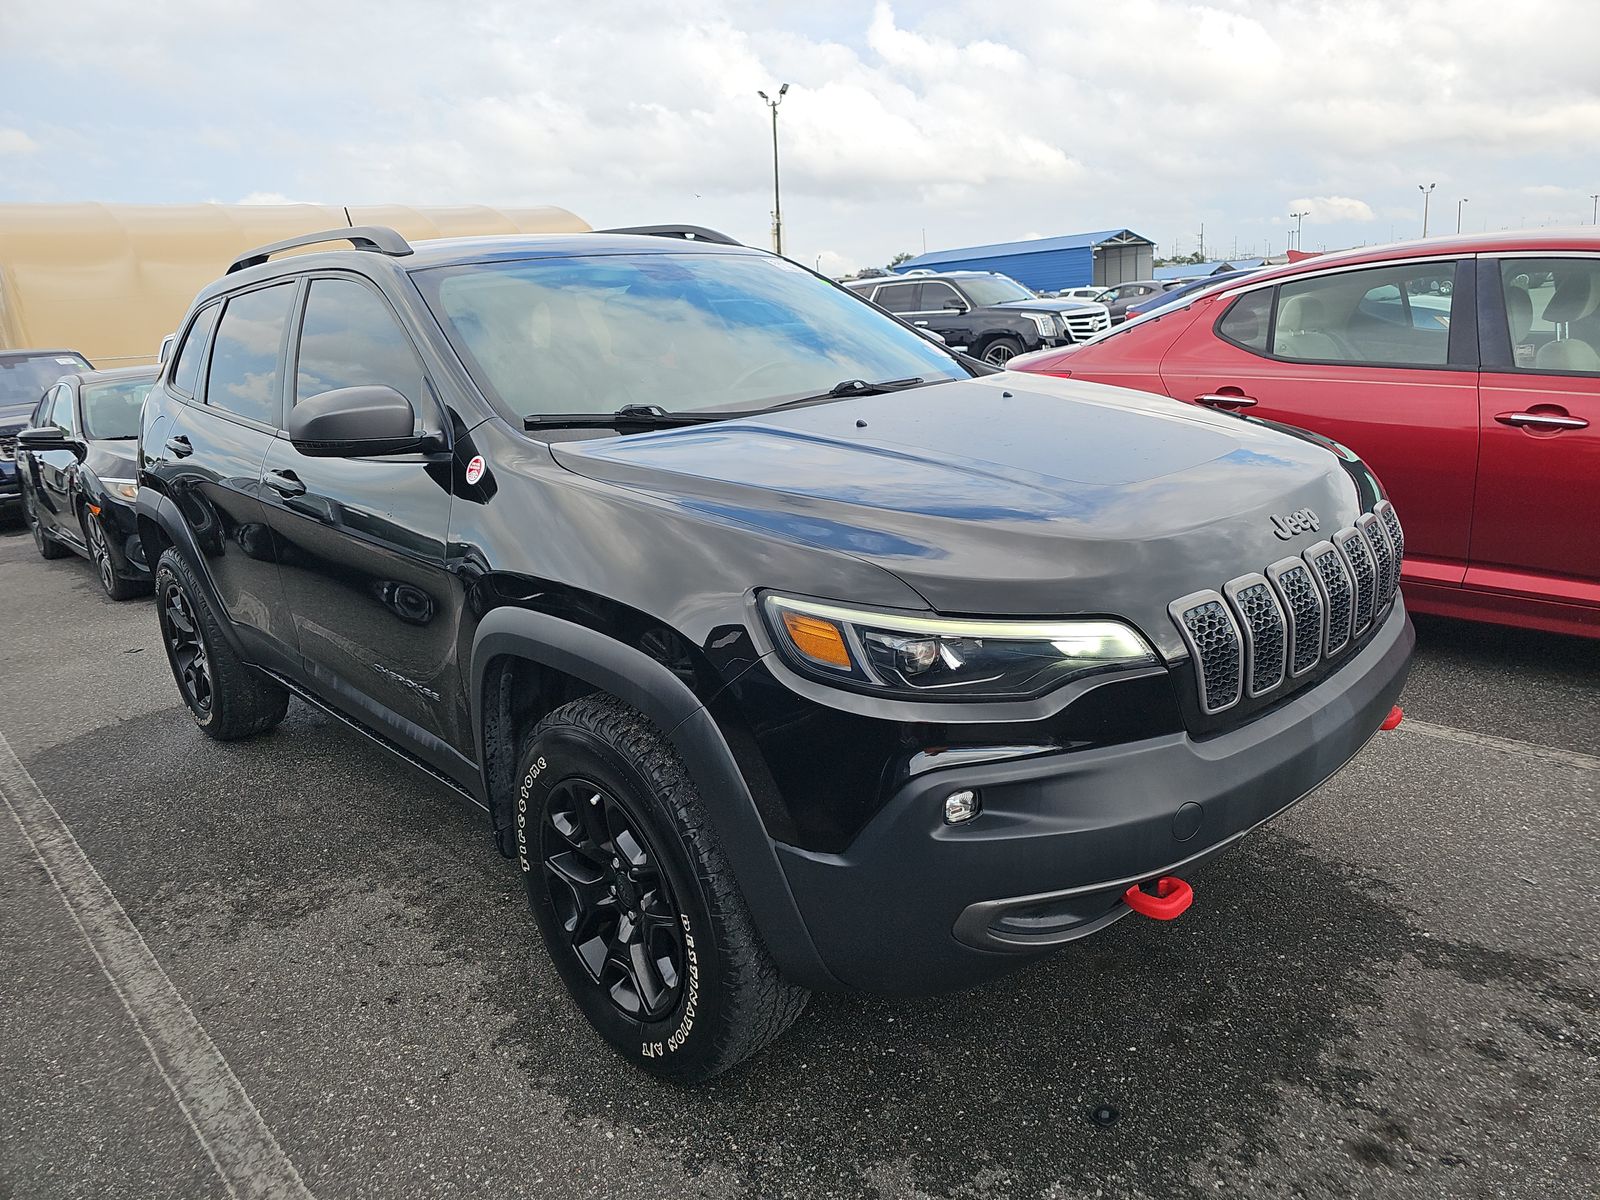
154 548 289 740
516 693 809 1083
26 494 71 559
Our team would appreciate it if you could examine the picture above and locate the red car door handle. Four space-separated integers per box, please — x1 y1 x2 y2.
1195 392 1257 410
1494 410 1588 431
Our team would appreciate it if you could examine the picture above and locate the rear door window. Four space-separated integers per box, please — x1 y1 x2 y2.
204 285 296 426
873 283 921 313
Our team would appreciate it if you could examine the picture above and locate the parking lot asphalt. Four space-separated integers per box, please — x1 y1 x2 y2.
1 520 1596 1200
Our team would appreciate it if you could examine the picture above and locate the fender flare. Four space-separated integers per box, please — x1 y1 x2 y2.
134 490 248 657
469 606 839 991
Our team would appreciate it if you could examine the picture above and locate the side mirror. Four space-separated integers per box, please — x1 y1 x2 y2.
287 386 427 457
158 333 176 364
17 426 74 454
943 301 968 314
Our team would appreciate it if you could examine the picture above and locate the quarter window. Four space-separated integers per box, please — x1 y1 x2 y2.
295 278 424 407
205 284 296 425
1497 257 1600 374
1217 290 1272 352
171 303 220 397
1271 262 1457 366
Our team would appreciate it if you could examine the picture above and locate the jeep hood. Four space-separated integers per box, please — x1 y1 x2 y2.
550 374 1371 658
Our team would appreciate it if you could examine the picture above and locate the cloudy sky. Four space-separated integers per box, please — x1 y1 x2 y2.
3 0 1597 275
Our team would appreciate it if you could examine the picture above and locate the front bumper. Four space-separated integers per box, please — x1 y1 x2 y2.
775 599 1413 994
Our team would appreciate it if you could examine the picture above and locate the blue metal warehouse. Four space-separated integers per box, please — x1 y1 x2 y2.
892 229 1156 292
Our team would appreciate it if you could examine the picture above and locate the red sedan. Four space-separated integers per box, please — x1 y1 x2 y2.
1011 230 1600 639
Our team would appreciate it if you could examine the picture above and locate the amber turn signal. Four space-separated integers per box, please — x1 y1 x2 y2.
779 610 853 670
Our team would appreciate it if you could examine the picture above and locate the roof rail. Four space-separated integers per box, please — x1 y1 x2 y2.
599 224 743 247
226 225 414 275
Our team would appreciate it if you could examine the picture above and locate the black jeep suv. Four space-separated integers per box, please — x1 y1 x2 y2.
845 270 1110 364
137 225 1412 1082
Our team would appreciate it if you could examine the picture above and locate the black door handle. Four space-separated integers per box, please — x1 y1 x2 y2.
165 435 193 458
265 469 306 498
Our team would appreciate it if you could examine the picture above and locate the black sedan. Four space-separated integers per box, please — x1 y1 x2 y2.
17 366 157 599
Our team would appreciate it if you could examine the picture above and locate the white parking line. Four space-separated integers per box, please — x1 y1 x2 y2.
1400 718 1600 773
0 729 314 1200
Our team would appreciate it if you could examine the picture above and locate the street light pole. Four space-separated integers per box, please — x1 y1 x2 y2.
1592 193 1599 224
1419 182 1436 237
1289 210 1308 250
757 84 789 256
1457 197 1469 234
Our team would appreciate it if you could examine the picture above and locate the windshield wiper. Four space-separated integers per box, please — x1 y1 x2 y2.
523 404 726 431
763 376 930 410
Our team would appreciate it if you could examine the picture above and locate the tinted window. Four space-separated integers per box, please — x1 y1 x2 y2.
413 252 965 418
295 278 424 406
919 282 964 311
1217 289 1272 351
171 304 219 396
48 384 76 434
1272 262 1456 366
874 283 921 313
205 285 295 425
82 377 155 440
1499 257 1600 374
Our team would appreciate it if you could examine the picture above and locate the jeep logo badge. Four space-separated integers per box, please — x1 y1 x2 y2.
1270 507 1321 539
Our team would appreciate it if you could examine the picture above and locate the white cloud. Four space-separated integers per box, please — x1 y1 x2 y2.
0 128 38 155
1288 196 1378 223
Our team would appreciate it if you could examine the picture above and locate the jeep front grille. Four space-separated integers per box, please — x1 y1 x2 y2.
1170 505 1404 715
0 434 15 462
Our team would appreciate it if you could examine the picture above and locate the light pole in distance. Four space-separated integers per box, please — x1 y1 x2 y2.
757 84 789 256
1289 210 1308 250
1457 197 1469 233
1419 182 1436 236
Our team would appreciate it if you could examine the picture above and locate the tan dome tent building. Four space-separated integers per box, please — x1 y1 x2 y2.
0 203 590 367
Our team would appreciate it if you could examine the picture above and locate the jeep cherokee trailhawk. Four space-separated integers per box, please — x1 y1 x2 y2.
137 225 1412 1082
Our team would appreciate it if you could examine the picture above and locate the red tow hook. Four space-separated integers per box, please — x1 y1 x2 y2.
1123 876 1194 921
1381 705 1404 731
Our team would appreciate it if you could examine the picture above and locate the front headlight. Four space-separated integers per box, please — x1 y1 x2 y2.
101 478 139 502
1027 313 1056 338
763 594 1156 699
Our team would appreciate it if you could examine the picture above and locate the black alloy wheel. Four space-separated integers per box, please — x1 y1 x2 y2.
982 336 1023 366
541 777 685 1021
86 513 115 593
160 580 213 715
26 494 69 559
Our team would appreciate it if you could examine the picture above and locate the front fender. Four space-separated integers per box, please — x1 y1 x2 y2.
469 605 839 991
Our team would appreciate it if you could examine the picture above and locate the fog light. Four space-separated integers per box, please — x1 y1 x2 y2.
943 789 980 824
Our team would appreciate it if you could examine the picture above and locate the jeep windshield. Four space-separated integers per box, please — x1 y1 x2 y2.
411 252 970 422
